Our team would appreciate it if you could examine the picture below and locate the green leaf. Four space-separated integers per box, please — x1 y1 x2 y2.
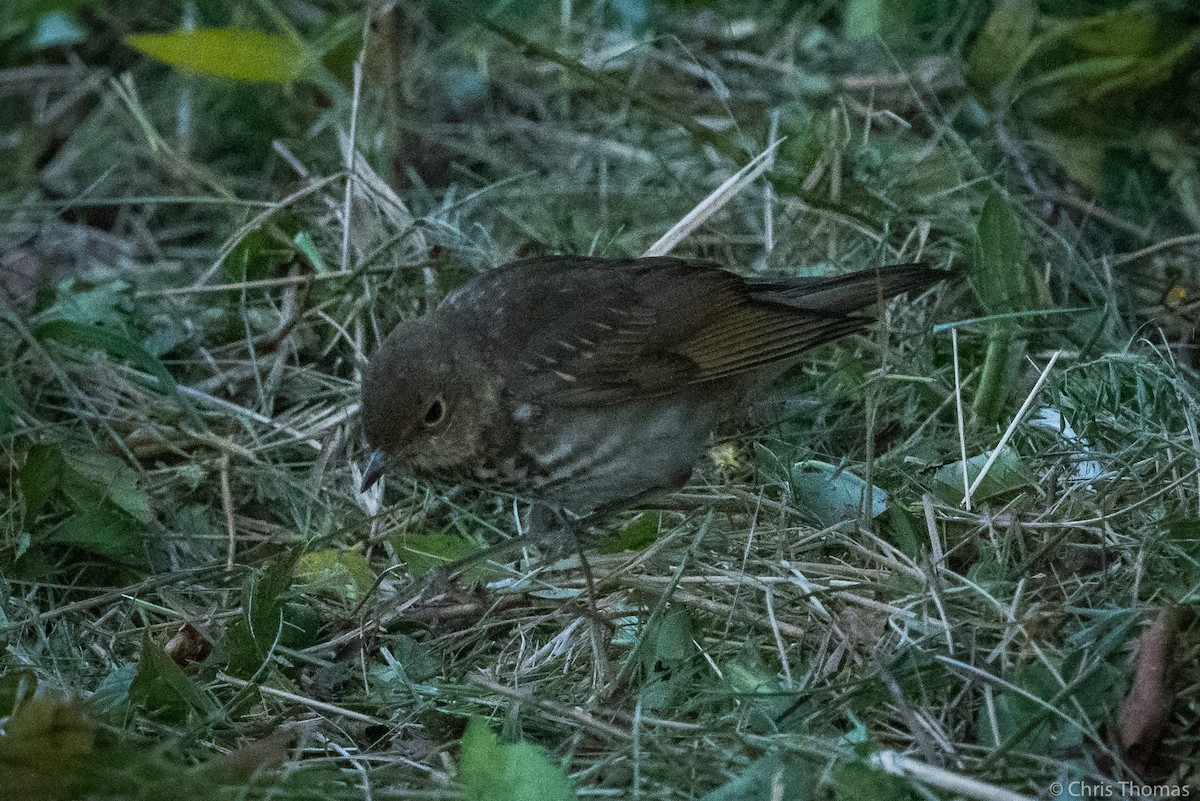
33 319 187 405
998 657 1105 754
1086 35 1198 100
1148 129 1200 231
971 192 1032 425
789 460 888 527
1166 518 1200 559
61 449 152 524
223 549 302 676
292 231 329 274
1030 129 1104 190
91 664 137 716
40 279 130 330
598 513 659 553
699 751 814 801
1060 650 1124 725
224 225 296 284
975 333 1026 428
296 548 375 602
721 649 791 733
125 28 308 84
843 0 920 48
972 192 1031 317
723 651 779 698
833 760 917 801
130 635 214 722
844 0 883 40
931 447 1032 505
388 634 441 684
20 443 62 521
639 608 698 711
981 642 1127 757
459 717 575 801
318 15 363 86
967 0 1036 92
1018 55 1136 100
0 385 14 436
392 532 481 579
1061 5 1157 57
884 505 922 558
981 662 1056 752
51 504 145 564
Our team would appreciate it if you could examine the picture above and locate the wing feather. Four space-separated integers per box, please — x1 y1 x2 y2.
492 256 942 406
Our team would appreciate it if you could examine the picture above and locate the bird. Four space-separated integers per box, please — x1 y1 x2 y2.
360 255 943 539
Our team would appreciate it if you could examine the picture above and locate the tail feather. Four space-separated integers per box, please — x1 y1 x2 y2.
751 264 947 314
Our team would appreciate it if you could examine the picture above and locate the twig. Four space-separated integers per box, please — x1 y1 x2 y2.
217 672 389 726
952 328 971 509
220 452 236 570
643 139 785 257
966 351 1062 506
869 751 1035 801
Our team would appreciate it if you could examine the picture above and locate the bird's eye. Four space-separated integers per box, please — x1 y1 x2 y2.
423 397 446 427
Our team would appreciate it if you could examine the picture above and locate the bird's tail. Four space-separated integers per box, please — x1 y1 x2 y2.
752 263 947 314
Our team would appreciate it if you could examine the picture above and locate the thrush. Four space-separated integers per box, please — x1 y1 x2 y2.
360 255 943 530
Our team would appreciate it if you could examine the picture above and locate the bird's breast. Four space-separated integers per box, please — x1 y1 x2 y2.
501 396 731 513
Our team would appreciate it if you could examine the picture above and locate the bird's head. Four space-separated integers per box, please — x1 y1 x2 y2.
360 314 498 491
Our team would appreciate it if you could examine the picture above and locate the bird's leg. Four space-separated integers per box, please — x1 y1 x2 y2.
442 536 525 582
439 497 609 583
544 505 610 690
576 535 610 692
544 507 601 613
573 469 693 530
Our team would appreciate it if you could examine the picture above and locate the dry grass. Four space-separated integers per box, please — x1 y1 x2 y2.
3 3 1200 800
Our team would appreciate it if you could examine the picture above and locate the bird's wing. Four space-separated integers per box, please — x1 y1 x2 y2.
679 263 944 383
478 257 938 406
478 257 705 405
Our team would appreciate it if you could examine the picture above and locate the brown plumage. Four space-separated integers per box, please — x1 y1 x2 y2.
361 255 943 525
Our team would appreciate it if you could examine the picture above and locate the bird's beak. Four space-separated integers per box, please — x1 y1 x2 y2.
361 449 386 492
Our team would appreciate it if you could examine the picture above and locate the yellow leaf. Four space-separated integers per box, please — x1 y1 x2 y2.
296 548 375 602
126 28 307 84
0 694 95 801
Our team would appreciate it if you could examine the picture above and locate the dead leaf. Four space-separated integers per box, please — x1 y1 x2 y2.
163 623 211 668
200 727 292 783
1118 606 1182 759
337 132 429 265
0 249 46 307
